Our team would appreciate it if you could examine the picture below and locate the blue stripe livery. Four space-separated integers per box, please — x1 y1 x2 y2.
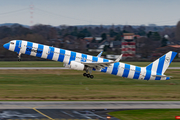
122 64 130 78
169 51 177 65
156 55 166 74
47 47 54 60
144 70 151 80
111 62 119 75
14 40 21 53
155 55 166 80
58 49 65 62
69 51 76 64
3 40 177 80
25 42 33 55
81 54 87 62
133 67 141 79
92 56 98 62
101 59 109 72
36 44 44 57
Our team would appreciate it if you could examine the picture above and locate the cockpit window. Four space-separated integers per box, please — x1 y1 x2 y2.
10 42 14 45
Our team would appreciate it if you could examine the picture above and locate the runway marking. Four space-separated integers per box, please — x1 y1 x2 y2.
61 111 75 117
73 111 92 119
82 111 106 120
32 107 54 120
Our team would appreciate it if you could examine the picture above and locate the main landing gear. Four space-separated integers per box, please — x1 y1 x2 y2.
83 66 94 79
83 73 94 79
83 67 94 79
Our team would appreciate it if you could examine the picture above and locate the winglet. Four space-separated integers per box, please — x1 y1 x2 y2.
97 51 103 57
115 54 123 62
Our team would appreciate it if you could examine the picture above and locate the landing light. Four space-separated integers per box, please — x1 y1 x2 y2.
107 116 111 119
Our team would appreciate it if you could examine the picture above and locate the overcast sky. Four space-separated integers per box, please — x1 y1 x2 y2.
0 0 179 26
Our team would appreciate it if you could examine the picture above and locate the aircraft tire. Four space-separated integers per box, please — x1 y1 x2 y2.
83 73 87 76
86 74 90 78
90 75 94 79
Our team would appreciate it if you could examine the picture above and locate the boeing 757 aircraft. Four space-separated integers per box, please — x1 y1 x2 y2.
3 40 177 80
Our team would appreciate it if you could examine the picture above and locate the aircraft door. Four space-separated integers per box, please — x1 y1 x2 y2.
47 47 51 54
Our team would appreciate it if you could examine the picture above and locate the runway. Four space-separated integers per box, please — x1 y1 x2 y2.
0 67 179 69
0 109 117 120
1 101 180 119
1 101 180 109
0 67 69 69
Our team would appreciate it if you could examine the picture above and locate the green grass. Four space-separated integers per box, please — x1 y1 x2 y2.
0 69 180 100
109 109 180 120
0 61 179 67
0 61 64 67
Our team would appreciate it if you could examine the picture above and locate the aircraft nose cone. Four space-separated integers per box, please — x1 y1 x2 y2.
3 43 9 49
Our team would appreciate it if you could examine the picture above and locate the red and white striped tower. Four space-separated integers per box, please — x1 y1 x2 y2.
121 33 136 59
29 3 34 26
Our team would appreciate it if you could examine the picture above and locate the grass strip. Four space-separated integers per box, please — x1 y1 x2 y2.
0 69 179 100
109 109 180 120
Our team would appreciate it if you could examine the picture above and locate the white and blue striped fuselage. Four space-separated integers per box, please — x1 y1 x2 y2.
3 40 176 80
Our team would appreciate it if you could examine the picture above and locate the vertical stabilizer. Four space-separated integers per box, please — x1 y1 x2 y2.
146 51 177 75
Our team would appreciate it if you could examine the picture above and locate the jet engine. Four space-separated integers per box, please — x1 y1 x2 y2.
70 61 85 71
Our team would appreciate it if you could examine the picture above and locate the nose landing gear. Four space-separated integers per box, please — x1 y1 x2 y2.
17 53 21 61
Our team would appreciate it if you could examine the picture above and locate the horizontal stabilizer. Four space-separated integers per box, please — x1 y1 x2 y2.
152 75 172 78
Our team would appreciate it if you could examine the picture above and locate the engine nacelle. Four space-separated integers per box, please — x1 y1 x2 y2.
70 61 85 71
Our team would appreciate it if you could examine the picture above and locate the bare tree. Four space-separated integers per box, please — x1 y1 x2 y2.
175 21 180 41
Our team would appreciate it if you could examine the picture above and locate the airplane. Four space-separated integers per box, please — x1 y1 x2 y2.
3 40 177 80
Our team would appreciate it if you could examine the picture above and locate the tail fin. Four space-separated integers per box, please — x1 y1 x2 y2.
146 51 177 75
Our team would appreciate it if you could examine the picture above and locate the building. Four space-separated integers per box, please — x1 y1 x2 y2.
153 45 180 59
121 33 136 59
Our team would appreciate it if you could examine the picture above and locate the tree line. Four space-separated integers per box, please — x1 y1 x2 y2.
0 22 180 61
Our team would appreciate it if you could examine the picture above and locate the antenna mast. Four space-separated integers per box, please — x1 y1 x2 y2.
29 3 34 26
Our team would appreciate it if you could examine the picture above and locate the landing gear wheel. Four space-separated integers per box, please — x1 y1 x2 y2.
86 74 90 78
83 71 94 79
83 73 87 76
90 75 94 79
18 58 21 62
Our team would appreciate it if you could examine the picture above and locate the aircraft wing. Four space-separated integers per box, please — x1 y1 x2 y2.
82 61 115 70
81 54 123 70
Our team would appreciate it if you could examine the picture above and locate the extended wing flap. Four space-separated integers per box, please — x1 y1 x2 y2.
82 61 114 67
81 54 123 70
81 61 114 70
